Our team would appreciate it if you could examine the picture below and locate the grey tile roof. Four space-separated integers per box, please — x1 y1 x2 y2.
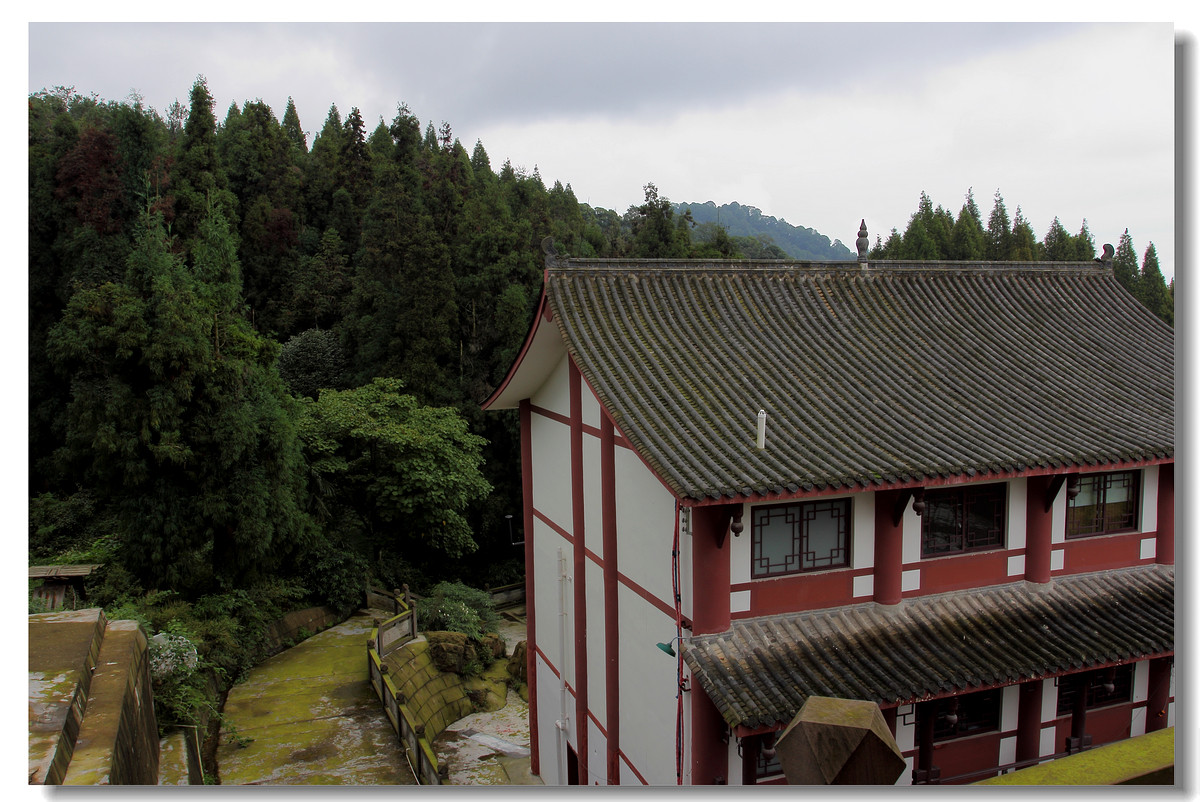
681 564 1174 731
546 260 1174 502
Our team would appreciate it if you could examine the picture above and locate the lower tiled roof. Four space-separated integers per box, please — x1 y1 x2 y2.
546 261 1174 501
682 564 1174 730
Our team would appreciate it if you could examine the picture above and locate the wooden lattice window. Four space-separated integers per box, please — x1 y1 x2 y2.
1067 471 1139 538
751 499 850 578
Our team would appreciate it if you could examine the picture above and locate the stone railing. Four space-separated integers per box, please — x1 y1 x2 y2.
366 586 443 784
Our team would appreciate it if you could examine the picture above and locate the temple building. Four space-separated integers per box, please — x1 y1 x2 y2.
482 226 1174 785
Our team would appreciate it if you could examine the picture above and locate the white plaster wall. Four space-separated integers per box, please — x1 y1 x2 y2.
1039 678 1058 757
999 736 1017 769
1168 663 1175 727
901 504 921 564
894 704 915 751
585 558 606 733
535 655 571 786
1141 465 1159 534
583 436 603 558
894 704 915 786
613 447 678 609
1133 660 1150 703
730 503 750 583
538 353 573 414
585 717 605 785
1050 485 1066 544
1130 660 1151 737
532 521 572 686
616 582 683 786
581 376 602 429
620 757 641 785
1000 684 1020 732
1007 478 1027 550
531 414 572 536
852 492 875 569
679 513 694 632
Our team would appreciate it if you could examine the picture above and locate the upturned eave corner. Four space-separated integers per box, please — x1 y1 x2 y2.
480 280 557 412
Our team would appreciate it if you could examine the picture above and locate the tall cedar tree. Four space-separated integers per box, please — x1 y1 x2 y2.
46 206 313 595
1113 229 1140 296
1138 243 1172 326
985 190 1012 261
170 77 236 250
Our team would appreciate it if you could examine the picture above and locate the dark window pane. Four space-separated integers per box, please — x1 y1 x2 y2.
922 484 1005 557
920 688 1002 742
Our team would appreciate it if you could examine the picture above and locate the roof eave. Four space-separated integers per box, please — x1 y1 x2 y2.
481 283 560 411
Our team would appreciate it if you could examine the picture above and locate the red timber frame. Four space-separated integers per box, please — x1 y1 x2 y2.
523 355 684 784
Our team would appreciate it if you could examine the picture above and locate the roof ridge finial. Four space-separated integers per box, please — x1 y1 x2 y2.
856 219 869 263
542 236 565 268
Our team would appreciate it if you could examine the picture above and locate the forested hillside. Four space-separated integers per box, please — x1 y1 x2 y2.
32 82 846 615
676 200 855 260
27 81 1172 727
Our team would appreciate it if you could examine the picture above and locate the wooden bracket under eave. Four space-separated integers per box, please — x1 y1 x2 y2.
716 504 744 549
893 488 924 527
1045 474 1080 512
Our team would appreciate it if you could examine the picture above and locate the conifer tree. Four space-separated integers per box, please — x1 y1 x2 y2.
1074 219 1096 261
1041 216 1075 261
1138 243 1172 325
949 189 986 260
170 77 235 250
1112 229 1140 296
1009 207 1038 261
46 205 313 595
985 190 1012 261
281 96 307 153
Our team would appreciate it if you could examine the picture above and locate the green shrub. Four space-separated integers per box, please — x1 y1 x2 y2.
415 581 499 640
148 619 213 732
29 581 49 614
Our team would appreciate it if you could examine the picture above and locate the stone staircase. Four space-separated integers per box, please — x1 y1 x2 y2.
28 608 159 785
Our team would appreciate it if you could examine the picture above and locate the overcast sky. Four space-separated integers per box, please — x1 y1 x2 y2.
26 19 1183 279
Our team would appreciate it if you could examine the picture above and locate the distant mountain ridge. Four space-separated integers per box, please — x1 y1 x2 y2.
676 200 854 261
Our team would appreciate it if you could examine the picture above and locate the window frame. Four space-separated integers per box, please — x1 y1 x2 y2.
1066 470 1140 539
1055 664 1135 716
750 497 852 579
918 688 1003 743
920 482 1007 559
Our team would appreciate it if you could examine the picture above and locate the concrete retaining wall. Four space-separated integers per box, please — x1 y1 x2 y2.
60 620 159 785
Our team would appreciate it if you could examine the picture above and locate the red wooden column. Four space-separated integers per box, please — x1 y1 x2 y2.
519 400 539 775
600 416 620 784
1015 679 1043 766
1146 657 1173 732
1156 463 1174 565
690 504 733 783
690 685 729 784
690 505 732 635
1025 475 1053 584
568 361 589 783
874 489 903 605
